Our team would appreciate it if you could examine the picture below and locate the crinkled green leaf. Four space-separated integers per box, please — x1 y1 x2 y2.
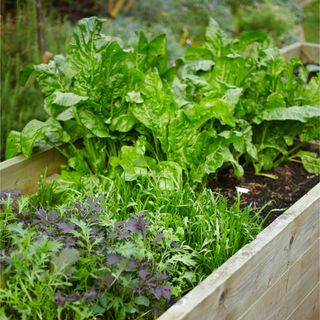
110 114 138 132
56 107 74 121
53 91 88 107
266 93 285 109
20 118 63 157
130 70 177 150
205 18 223 56
5 131 21 159
155 161 183 190
294 151 320 174
116 143 156 181
255 106 320 124
186 60 214 72
187 96 235 127
221 147 244 176
77 109 109 138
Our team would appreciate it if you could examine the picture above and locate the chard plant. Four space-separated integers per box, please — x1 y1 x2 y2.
6 17 320 186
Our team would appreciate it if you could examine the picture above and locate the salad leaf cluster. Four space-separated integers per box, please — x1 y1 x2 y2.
6 17 320 186
0 177 262 319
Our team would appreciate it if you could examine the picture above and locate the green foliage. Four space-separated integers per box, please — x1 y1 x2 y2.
237 2 296 44
0 175 262 319
6 17 319 185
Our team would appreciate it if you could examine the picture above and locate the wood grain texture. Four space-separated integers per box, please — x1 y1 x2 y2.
159 183 320 320
0 148 66 194
301 42 320 64
280 42 302 60
280 42 320 64
239 239 319 320
286 283 319 320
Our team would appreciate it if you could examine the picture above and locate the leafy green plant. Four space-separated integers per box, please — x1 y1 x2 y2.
1 0 73 159
0 177 262 319
6 17 320 187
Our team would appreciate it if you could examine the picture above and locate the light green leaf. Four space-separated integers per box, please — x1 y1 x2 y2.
155 161 183 190
205 18 223 56
294 151 320 174
266 93 285 109
186 60 214 72
110 114 138 132
187 97 235 127
255 106 320 124
20 118 63 157
56 107 74 121
77 109 109 137
117 144 156 181
5 131 21 159
53 91 88 107
126 91 143 104
51 247 79 275
221 147 244 176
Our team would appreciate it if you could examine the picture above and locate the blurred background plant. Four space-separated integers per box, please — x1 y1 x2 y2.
1 0 318 159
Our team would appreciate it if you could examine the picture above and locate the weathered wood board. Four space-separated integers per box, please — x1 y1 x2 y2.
159 183 320 320
0 148 66 194
280 42 320 64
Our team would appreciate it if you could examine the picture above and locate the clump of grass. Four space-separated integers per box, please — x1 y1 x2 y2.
0 175 263 318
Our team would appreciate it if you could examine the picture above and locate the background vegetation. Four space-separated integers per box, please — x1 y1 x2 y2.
1 0 319 159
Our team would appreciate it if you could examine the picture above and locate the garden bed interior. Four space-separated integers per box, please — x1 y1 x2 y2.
0 42 319 320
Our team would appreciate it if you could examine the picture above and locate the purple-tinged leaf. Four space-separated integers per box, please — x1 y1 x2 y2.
126 259 139 271
119 231 130 239
106 253 122 265
55 290 80 307
83 287 98 302
154 273 168 281
0 189 21 199
36 208 47 218
171 241 179 248
58 222 75 233
154 233 163 243
114 221 123 231
86 197 105 212
125 219 139 233
124 216 150 235
136 211 146 218
139 268 150 280
49 210 58 220
154 285 171 301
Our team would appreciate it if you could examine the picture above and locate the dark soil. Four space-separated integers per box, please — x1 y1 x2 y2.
208 162 319 227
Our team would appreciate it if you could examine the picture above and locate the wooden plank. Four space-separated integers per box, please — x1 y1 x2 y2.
280 42 320 64
238 239 319 320
286 282 319 320
280 42 302 60
0 148 66 194
159 183 320 320
301 42 320 64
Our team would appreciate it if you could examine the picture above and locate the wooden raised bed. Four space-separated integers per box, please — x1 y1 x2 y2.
0 42 319 319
